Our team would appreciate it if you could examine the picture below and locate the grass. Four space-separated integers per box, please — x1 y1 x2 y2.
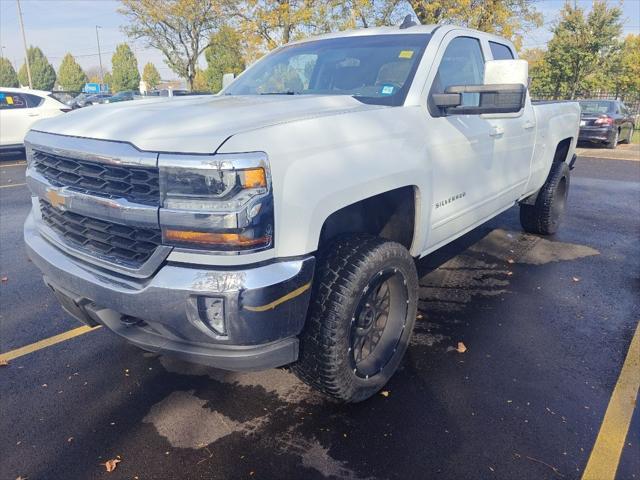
632 129 639 144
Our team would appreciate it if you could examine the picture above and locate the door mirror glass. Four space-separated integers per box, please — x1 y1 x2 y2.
484 59 528 87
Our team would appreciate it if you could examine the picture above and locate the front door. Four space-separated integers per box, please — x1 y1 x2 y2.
424 35 496 249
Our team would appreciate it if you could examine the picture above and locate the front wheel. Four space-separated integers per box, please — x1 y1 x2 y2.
293 235 418 402
520 161 570 235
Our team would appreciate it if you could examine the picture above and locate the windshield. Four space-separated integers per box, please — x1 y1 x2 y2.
579 100 615 114
224 34 431 106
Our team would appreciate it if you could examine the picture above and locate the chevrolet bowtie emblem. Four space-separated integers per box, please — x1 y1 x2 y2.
46 190 66 209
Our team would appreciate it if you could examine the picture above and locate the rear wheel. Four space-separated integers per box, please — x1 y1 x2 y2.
294 235 418 403
520 161 570 235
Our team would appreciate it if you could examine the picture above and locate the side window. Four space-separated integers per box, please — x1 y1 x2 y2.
489 42 514 60
24 93 44 108
0 92 27 109
433 37 485 107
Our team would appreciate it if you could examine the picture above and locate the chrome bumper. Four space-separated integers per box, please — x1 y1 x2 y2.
24 212 314 371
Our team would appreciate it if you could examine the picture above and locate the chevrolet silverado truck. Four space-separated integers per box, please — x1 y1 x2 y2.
24 23 580 402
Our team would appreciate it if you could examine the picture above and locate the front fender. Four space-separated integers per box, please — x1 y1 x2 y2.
218 107 433 258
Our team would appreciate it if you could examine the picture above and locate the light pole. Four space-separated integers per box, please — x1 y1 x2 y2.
16 0 32 88
95 25 104 86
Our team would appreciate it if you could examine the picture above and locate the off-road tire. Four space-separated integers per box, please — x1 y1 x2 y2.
520 161 570 235
293 235 418 403
606 128 619 149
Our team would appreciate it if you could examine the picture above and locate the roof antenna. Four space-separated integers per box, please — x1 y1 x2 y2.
399 14 417 29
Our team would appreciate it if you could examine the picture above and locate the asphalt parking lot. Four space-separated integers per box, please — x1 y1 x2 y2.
1 151 639 480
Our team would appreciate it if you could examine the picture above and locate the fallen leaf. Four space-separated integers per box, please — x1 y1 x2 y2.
16 476 28 480
101 458 121 472
1 276 8 283
456 342 467 353
507 259 515 264
380 390 390 397
572 277 580 282
67 437 74 443
506 271 514 276
0 359 8 366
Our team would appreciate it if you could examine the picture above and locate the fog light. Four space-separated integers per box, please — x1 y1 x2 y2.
187 296 226 336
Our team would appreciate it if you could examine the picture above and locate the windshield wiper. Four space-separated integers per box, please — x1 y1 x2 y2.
259 91 297 95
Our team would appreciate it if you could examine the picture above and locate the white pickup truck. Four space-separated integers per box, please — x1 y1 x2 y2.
24 22 580 402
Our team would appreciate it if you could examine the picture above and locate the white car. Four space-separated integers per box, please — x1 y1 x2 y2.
24 23 580 402
0 88 69 150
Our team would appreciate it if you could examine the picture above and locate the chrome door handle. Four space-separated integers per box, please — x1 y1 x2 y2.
523 121 535 130
489 126 504 137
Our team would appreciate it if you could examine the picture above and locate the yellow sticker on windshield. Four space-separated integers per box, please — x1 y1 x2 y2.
399 50 414 59
6 96 13 105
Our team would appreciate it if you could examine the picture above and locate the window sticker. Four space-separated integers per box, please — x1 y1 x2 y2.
398 50 414 59
6 96 14 105
381 84 395 96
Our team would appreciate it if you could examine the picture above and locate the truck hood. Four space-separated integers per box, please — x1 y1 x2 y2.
33 94 384 153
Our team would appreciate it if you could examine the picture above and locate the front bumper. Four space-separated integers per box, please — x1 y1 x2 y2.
24 212 315 371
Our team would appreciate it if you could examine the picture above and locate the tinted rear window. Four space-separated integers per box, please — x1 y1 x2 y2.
489 42 514 60
579 101 616 114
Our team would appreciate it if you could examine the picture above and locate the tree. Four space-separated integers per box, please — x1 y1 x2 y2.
104 72 113 90
192 68 209 91
613 34 640 100
111 43 140 92
18 46 56 90
0 58 19 87
142 62 161 90
57 53 88 91
540 1 622 99
409 0 542 49
120 0 226 90
204 25 246 92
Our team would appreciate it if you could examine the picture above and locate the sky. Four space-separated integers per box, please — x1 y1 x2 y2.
0 0 639 82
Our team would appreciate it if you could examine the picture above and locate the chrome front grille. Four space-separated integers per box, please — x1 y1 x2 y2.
39 200 161 268
33 150 160 206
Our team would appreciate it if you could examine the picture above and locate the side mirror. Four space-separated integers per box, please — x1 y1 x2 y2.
222 73 235 89
433 59 528 116
434 84 527 115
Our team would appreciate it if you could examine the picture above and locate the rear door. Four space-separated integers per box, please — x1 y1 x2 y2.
481 40 536 199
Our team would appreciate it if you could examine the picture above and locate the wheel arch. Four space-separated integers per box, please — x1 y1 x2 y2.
317 186 419 255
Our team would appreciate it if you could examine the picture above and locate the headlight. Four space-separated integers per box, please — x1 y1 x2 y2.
159 152 273 253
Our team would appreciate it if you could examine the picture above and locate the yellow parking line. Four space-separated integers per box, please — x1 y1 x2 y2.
0 162 26 168
582 321 640 480
0 182 27 189
0 325 101 363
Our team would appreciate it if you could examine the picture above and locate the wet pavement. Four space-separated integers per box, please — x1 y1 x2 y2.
1 154 638 480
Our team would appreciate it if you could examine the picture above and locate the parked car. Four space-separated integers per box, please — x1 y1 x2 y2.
70 93 112 108
578 99 635 149
102 90 137 104
0 88 70 150
23 23 580 402
147 89 190 97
